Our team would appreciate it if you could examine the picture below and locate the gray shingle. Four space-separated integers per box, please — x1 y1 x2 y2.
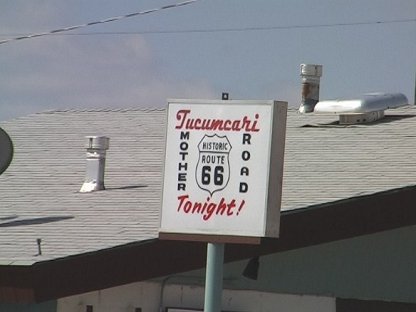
0 106 415 264
0 109 165 263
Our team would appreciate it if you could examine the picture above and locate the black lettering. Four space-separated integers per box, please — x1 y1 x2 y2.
180 131 190 140
179 151 188 161
243 133 251 145
239 182 248 193
242 150 250 161
180 141 188 151
240 167 249 176
178 162 188 171
178 173 187 181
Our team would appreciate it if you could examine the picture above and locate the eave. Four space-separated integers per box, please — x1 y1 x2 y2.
1 185 416 303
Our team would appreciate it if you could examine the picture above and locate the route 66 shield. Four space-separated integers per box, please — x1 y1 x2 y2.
196 134 232 196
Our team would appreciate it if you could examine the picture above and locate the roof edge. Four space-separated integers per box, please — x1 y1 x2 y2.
2 185 416 303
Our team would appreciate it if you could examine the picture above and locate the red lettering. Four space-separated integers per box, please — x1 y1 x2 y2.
177 194 189 211
194 118 202 130
176 195 244 221
227 199 236 216
223 120 232 131
175 110 191 129
174 109 260 132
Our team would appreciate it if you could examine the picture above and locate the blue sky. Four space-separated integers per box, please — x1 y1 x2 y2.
0 0 415 121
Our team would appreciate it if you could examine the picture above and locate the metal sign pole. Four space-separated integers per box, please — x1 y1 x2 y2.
204 242 224 312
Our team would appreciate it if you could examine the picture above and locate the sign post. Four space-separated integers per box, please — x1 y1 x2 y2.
159 99 287 311
204 242 224 312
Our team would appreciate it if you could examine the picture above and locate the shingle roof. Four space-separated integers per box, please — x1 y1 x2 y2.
0 109 165 264
283 106 416 209
1 106 415 265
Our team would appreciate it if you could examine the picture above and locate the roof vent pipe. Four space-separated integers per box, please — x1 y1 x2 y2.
299 64 323 113
80 136 110 193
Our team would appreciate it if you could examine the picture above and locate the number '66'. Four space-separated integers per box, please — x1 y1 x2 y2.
202 166 224 186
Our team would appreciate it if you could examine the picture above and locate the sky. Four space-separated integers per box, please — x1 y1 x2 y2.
0 0 415 121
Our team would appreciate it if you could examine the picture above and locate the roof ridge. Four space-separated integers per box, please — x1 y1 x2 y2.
42 107 166 114
0 107 167 123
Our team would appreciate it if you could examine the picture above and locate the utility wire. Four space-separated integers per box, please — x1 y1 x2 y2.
53 18 416 36
1 11 414 43
1 18 414 40
0 0 198 45
136 19 416 35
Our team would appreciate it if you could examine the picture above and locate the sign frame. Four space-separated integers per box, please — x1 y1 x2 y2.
159 99 287 244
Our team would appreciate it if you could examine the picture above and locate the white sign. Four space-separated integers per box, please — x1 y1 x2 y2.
160 99 287 239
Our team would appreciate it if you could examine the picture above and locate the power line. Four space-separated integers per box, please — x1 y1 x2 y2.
70 18 414 35
144 18 414 34
2 18 414 40
0 0 198 45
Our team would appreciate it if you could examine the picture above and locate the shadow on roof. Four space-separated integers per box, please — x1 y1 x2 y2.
0 216 74 227
104 184 148 191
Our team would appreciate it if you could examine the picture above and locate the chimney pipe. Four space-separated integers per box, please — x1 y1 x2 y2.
299 64 323 113
80 136 110 193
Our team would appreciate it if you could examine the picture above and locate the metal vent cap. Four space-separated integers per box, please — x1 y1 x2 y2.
85 136 109 150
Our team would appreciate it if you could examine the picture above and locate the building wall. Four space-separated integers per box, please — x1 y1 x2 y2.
58 282 335 312
57 282 160 312
58 225 416 311
221 225 416 304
